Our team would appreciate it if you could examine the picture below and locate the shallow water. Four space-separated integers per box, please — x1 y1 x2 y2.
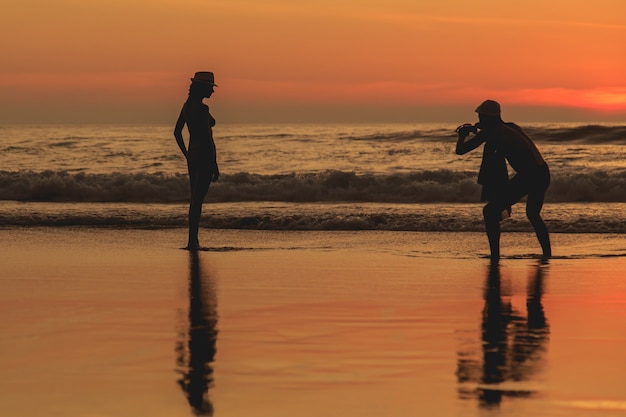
4 200 626 235
1 229 626 416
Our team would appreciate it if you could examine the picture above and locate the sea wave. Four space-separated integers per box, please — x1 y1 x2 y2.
324 123 626 144
338 124 626 144
2 169 626 203
341 128 452 142
525 124 626 143
2 202 626 233
216 124 626 144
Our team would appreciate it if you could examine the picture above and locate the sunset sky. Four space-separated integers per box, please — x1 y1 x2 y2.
2 0 626 124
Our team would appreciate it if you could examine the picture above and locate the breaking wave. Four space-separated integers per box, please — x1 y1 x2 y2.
2 169 626 203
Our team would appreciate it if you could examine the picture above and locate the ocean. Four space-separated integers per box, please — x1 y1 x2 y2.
2 122 626 233
4 123 626 417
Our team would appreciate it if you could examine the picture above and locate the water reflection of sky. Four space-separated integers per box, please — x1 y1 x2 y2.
457 261 550 408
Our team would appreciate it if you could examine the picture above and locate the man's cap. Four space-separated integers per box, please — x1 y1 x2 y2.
475 99 501 117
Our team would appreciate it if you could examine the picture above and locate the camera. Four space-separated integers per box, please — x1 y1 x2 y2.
455 123 480 136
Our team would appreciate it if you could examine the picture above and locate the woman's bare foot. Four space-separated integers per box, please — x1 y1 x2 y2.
183 238 201 251
183 240 209 251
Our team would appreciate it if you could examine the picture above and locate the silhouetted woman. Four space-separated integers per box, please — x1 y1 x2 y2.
174 72 220 250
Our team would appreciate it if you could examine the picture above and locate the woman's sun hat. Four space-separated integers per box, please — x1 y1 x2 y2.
190 72 218 87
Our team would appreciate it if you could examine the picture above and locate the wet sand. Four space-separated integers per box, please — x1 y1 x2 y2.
1 228 626 417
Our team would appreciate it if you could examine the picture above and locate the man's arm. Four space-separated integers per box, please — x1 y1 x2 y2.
456 131 486 155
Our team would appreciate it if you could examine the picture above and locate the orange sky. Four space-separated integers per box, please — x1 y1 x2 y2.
1 0 626 123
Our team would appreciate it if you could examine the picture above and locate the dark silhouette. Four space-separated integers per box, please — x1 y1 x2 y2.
175 72 220 250
456 261 550 408
456 100 551 260
478 138 511 217
175 251 219 416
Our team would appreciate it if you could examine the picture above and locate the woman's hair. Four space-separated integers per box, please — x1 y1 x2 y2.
188 81 213 97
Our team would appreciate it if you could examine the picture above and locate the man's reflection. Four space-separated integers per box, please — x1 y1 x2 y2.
176 251 219 416
457 261 549 407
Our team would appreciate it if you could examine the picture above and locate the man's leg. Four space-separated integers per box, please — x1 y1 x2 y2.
484 175 527 261
526 191 551 258
483 202 503 261
526 165 551 259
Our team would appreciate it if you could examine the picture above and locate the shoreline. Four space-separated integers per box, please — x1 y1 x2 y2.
4 201 626 235
2 226 626 259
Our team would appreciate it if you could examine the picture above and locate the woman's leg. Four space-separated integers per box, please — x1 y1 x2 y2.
187 163 211 249
188 180 210 249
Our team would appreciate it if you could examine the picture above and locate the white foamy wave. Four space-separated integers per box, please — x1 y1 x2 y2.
0 170 190 202
3 169 626 204
0 169 478 203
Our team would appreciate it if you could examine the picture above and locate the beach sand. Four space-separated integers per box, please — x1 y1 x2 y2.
1 228 626 417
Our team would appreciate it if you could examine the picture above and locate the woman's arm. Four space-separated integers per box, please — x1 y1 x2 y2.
174 105 188 159
209 128 219 181
456 131 486 155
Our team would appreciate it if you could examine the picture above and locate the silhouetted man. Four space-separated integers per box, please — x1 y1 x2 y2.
456 100 551 261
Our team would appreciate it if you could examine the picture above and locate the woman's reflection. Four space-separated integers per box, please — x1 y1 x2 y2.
176 251 219 416
457 261 549 407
